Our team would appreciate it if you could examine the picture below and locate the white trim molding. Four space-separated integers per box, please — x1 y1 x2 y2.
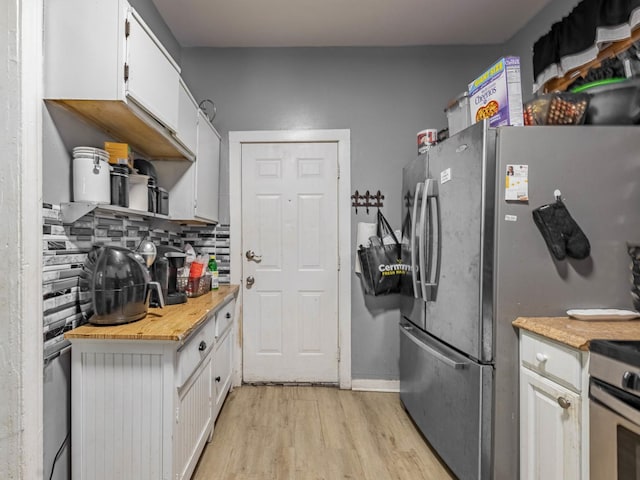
0 0 44 477
229 129 352 389
351 379 400 393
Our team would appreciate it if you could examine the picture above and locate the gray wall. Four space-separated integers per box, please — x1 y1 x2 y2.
180 46 505 379
178 0 581 381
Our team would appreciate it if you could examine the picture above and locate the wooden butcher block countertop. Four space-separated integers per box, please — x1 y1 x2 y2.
65 284 240 342
513 316 640 351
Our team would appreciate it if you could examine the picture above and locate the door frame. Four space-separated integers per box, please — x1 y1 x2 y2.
229 129 351 389
2 0 44 476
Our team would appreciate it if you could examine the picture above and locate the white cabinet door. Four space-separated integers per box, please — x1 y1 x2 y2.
175 80 199 155
175 353 213 480
157 112 220 223
194 111 220 223
213 327 233 421
44 0 127 100
520 366 581 480
125 8 180 132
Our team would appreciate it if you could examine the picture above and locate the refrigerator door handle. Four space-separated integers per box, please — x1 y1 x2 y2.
418 179 431 301
411 182 424 299
400 323 468 369
424 180 441 301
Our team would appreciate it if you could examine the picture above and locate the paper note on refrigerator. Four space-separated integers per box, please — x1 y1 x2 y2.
505 164 528 201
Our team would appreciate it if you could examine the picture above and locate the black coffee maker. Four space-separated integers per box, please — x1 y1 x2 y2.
153 245 188 305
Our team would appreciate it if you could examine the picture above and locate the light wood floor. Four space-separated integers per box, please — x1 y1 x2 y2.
193 385 455 480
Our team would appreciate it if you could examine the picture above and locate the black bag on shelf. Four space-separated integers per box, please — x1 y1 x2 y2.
357 210 408 296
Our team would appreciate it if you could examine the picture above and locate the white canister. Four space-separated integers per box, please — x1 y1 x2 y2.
128 174 149 211
73 155 111 203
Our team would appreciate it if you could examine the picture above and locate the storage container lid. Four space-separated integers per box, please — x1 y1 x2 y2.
129 173 149 184
73 146 110 162
110 165 129 175
445 92 469 112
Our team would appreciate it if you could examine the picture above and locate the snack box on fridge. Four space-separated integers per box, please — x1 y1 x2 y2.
468 56 523 127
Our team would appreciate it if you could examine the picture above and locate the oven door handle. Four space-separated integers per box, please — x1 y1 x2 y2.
591 380 640 427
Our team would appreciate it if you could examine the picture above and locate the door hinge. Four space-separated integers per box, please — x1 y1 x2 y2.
175 406 179 423
124 63 129 82
337 255 341 271
337 164 340 179
337 347 341 362
124 19 130 38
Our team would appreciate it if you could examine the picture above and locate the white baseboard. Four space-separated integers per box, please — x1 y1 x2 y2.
351 379 400 392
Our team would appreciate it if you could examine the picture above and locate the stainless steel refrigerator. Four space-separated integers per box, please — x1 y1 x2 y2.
399 121 640 480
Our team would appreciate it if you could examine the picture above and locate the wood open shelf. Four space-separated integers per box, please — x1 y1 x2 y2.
48 99 195 161
60 202 171 224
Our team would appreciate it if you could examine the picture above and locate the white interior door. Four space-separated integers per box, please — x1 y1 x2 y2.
241 142 339 383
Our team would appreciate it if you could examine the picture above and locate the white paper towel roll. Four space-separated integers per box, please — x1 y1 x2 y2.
355 222 377 274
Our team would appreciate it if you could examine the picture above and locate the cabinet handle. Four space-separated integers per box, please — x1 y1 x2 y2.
557 397 571 409
215 376 221 382
198 341 207 352
535 353 548 363
226 312 231 319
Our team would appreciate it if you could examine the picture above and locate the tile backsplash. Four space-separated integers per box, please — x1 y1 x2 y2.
42 203 231 363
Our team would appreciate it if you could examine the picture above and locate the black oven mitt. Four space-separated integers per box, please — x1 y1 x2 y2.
532 199 591 261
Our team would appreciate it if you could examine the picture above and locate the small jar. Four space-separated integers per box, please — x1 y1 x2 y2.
110 165 129 207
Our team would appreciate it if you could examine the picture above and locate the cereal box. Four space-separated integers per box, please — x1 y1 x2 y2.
468 56 523 127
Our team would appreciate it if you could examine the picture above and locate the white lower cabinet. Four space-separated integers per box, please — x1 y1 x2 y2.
519 331 589 480
175 353 213 480
213 326 233 420
70 300 235 480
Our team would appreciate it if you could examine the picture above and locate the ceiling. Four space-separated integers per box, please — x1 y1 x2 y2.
152 0 555 48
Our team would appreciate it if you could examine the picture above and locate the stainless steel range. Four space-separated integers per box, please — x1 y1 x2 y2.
589 340 640 480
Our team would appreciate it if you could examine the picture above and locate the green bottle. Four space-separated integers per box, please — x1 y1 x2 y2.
208 254 219 290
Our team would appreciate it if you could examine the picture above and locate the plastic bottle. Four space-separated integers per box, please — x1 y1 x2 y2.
208 254 219 290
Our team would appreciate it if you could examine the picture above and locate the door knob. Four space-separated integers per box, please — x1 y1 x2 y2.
245 250 263 262
246 276 255 288
557 397 571 409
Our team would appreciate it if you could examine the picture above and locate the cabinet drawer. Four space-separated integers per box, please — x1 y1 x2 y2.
215 299 235 339
177 313 216 388
520 331 583 392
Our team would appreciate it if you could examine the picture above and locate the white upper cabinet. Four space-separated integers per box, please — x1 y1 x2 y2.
155 111 220 224
194 111 220 223
44 0 190 160
125 8 179 133
175 80 199 156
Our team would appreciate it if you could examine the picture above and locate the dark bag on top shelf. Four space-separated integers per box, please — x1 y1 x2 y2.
357 210 408 296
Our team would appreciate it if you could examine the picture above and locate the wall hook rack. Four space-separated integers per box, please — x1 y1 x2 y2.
351 190 385 215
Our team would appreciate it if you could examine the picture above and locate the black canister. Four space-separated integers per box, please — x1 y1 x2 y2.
157 187 169 215
110 165 129 207
147 177 158 213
